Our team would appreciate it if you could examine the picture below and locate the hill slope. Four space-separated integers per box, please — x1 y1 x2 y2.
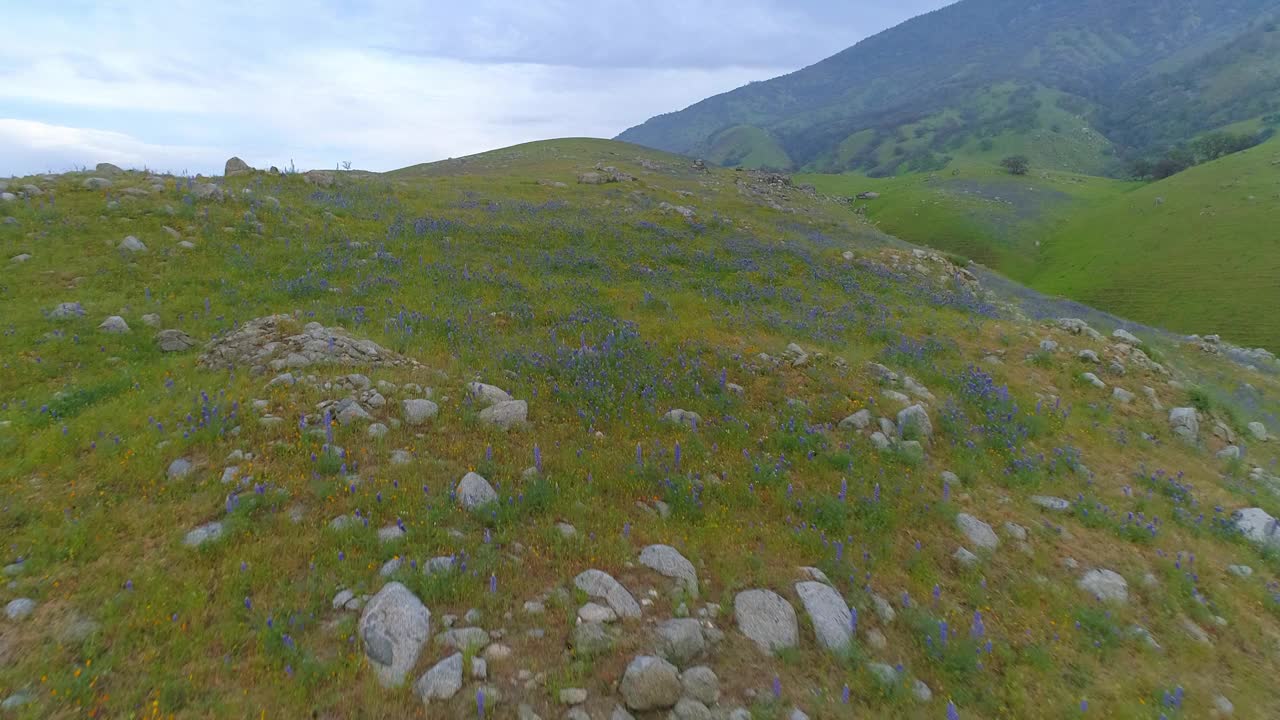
618 0 1280 175
2 139 1280 718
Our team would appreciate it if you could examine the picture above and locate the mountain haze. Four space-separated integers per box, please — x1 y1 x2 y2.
617 0 1280 175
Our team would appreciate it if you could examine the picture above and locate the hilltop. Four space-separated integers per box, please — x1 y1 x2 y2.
2 139 1280 718
617 0 1280 176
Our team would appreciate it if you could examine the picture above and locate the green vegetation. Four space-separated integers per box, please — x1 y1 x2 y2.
1 138 1279 719
619 0 1280 175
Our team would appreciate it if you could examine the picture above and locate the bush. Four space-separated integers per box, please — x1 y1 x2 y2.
1000 155 1029 175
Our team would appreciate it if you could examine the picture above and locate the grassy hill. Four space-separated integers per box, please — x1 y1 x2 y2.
2 139 1280 719
1036 135 1280 349
619 0 1280 174
802 135 1280 351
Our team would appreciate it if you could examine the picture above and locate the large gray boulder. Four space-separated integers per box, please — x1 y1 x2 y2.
456 472 498 509
95 162 123 175
1077 569 1128 603
402 398 439 425
156 329 196 352
574 569 641 619
414 652 463 701
1169 407 1199 444
639 544 698 597
655 618 705 666
477 399 527 428
794 581 852 653
955 513 999 551
467 381 513 405
896 404 932 441
359 582 432 687
1233 508 1280 549
619 655 681 712
224 157 251 176
734 589 798 653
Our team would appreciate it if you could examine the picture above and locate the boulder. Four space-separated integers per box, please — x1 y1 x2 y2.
456 472 498 509
733 589 798 653
414 652 462 701
896 404 932 441
359 582 432 687
98 316 130 334
182 521 223 547
82 177 113 190
156 329 196 352
574 569 641 619
95 162 124 175
1113 328 1141 345
639 544 698 597
1169 407 1199 444
955 513 999 551
838 410 872 430
680 666 719 705
1232 508 1280 549
794 581 852 652
4 598 36 621
655 618 705 666
224 157 251 176
477 399 527 428
467 381 513 405
118 236 147 253
619 655 681 712
1248 422 1269 442
663 408 702 428
1078 569 1128 603
401 398 439 425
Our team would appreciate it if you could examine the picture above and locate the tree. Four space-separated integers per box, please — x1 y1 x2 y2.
1000 155 1030 175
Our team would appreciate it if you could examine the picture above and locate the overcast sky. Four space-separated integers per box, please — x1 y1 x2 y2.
0 1 954 176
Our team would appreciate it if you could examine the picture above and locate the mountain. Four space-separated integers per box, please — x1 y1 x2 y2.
617 0 1280 176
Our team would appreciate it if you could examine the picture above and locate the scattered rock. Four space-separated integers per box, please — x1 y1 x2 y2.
118 236 147 253
4 598 35 621
574 569 641 619
49 301 86 319
1112 387 1135 404
655 618 705 666
359 582 432 687
1232 508 1280 549
639 545 698 597
467 381 513 405
794 581 852 652
402 398 439 425
680 666 719 705
663 408 702 428
456 472 498 509
1030 495 1071 512
897 404 932 441
1078 569 1128 603
98 316 130 334
1248 422 1269 442
414 652 463 702
1081 372 1106 389
198 315 417 374
619 655 681 712
838 410 872 430
167 458 194 480
1227 564 1253 578
1113 328 1141 345
182 521 223 547
953 547 979 566
1169 407 1200 444
734 589 798 653
955 513 999 551
224 157 251 176
477 399 528 428
82 177 113 190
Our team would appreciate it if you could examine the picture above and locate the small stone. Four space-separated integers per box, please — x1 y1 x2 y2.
639 544 699 597
183 521 223 547
574 569 641 619
578 602 617 624
141 313 161 327
794 581 852 652
1081 372 1106 389
118 235 147 253
655 618 705 666
1227 565 1253 578
156 329 196 352
865 627 888 649
571 621 615 655
953 547 979 566
1213 695 1234 716
673 698 712 720
1030 495 1071 511
1003 522 1028 541
4 598 36 621
1248 422 1269 442
1112 387 1135 404
471 657 487 680
559 688 588 705
478 399 528 428
98 316 130 333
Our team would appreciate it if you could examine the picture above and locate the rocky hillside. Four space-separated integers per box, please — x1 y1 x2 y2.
616 0 1280 175
2 139 1279 718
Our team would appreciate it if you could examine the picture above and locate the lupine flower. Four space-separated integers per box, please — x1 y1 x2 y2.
948 701 960 720
849 607 857 633
772 676 781 699
476 689 486 717
489 574 497 593
534 444 542 472
842 684 850 703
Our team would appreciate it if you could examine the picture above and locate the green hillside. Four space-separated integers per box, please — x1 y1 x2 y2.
618 0 1280 174
1036 135 1280 348
803 136 1280 351
4 138 1280 718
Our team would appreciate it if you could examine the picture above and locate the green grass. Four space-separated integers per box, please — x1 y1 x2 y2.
0 137 1278 719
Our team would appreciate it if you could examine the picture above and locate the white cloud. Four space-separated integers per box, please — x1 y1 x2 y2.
0 0 954 176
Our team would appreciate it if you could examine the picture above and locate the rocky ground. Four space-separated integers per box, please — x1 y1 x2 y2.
1 140 1279 718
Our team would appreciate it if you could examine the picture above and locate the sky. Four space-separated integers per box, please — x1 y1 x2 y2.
0 0 954 176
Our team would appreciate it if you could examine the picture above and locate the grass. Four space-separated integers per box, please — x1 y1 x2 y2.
0 137 1278 719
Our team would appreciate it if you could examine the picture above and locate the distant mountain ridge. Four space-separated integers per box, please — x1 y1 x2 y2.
617 0 1280 175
